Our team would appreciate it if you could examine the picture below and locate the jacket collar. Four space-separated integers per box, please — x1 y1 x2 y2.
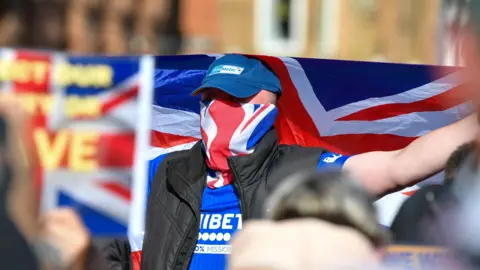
165 129 278 219
167 128 279 186
228 129 279 184
165 141 207 220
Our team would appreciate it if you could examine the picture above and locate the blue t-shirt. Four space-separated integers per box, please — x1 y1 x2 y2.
188 183 241 270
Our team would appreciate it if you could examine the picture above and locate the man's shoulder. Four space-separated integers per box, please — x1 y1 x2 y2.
277 144 328 157
276 144 351 170
272 145 327 172
150 147 196 165
147 147 199 193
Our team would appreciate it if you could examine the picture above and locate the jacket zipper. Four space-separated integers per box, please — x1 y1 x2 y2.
228 159 248 219
172 207 201 270
182 219 199 270
170 172 203 270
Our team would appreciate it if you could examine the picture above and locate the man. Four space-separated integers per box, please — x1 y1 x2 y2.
120 53 478 270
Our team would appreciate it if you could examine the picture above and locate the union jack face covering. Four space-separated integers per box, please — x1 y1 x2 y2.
200 99 278 188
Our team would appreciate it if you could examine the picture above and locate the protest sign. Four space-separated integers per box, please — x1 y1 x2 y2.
0 49 154 236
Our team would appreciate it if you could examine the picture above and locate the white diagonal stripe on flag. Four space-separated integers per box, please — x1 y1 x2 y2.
152 105 201 138
42 169 131 223
280 57 332 135
147 142 198 160
326 71 463 120
323 103 470 137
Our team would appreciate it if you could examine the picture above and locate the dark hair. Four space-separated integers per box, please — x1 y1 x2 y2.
265 170 390 248
444 141 476 183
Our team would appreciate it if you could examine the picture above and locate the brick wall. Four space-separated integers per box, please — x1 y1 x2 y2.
180 0 221 53
180 0 440 64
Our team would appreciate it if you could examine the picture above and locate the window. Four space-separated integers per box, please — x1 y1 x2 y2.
277 0 292 39
317 0 340 58
254 0 308 55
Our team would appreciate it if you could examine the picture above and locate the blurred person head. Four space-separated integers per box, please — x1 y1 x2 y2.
229 170 389 270
229 219 383 270
265 170 390 249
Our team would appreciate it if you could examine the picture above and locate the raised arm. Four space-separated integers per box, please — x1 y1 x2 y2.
344 114 478 196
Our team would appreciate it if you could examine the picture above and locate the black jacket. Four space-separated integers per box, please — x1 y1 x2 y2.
105 129 326 270
391 151 478 246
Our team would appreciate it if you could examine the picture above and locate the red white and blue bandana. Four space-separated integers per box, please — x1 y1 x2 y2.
200 99 278 188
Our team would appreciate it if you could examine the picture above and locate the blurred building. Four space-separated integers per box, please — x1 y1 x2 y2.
183 0 442 65
180 0 219 54
0 0 448 64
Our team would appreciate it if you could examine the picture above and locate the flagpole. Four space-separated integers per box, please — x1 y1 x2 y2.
128 55 155 250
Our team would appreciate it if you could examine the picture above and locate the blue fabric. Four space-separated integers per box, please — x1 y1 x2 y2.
189 184 242 270
153 69 204 113
191 54 282 98
317 152 352 171
58 192 126 236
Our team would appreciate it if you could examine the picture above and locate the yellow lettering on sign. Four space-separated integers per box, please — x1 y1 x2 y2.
64 96 101 118
16 94 53 115
17 94 36 115
54 64 69 86
0 60 8 81
34 129 69 170
0 60 113 86
69 132 99 171
11 60 29 83
38 94 53 115
16 93 101 117
94 65 113 88
54 64 113 88
32 62 49 84
33 129 100 171
0 60 49 84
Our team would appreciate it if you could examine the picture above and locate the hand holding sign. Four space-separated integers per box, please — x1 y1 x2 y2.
36 208 91 270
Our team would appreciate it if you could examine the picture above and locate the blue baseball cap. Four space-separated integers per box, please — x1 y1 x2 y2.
191 54 282 98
